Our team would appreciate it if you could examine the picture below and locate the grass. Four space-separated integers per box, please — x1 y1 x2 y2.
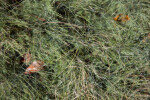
0 0 150 99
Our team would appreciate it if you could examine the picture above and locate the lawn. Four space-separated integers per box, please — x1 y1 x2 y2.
0 0 150 99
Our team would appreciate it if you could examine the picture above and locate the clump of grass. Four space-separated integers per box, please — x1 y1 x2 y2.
0 0 150 99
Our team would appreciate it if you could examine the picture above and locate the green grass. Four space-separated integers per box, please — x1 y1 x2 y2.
0 0 150 99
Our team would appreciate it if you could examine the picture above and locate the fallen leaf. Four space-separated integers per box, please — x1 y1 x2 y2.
113 14 130 22
24 60 44 74
113 14 120 21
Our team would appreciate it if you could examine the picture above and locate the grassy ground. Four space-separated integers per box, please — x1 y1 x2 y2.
0 0 150 99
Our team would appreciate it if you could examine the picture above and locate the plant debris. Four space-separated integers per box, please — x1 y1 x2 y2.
24 60 44 74
113 14 130 22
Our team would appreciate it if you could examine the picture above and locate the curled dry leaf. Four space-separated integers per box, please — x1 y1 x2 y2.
21 53 31 63
24 60 44 74
113 14 130 22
